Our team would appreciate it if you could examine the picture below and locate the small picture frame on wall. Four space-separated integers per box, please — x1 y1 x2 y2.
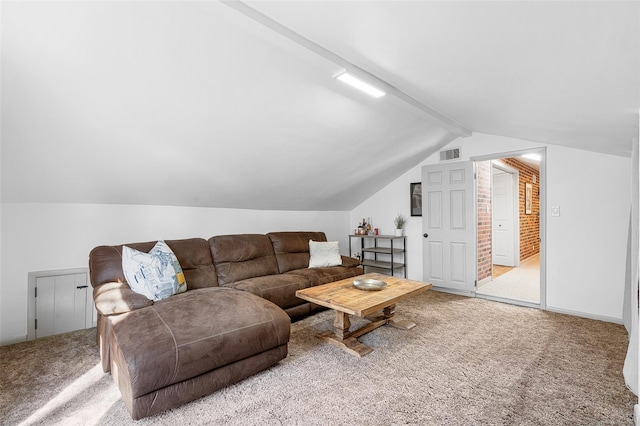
410 182 422 217
525 182 533 215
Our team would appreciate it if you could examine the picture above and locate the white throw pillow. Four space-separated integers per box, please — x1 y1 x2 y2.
308 240 342 268
121 240 187 301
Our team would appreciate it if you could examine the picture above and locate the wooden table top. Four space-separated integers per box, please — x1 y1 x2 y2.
296 273 432 317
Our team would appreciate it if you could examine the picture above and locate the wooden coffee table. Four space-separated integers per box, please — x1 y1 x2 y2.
295 273 432 357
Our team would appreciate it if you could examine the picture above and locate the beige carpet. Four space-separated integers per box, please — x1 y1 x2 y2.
478 255 540 303
0 290 635 425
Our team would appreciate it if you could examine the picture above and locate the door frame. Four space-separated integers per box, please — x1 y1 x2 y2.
491 160 520 268
472 148 546 310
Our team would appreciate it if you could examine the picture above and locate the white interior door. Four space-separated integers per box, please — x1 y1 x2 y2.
36 273 89 338
492 170 516 266
422 161 476 292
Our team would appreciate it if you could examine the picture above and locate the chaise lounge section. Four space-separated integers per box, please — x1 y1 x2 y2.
89 231 362 419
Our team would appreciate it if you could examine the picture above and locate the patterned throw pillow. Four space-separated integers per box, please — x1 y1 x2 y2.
308 240 342 268
121 240 187 301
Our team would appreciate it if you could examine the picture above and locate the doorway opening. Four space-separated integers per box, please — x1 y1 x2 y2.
474 150 543 307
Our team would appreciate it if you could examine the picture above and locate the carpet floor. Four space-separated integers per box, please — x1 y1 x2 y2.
0 290 635 425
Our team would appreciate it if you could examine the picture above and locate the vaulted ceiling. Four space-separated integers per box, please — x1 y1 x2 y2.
2 1 638 210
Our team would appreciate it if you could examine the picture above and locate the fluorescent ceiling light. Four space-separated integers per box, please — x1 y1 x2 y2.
334 71 386 98
521 153 541 162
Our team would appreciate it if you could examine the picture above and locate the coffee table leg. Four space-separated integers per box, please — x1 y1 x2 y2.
317 311 373 357
318 307 417 357
382 305 396 318
333 311 351 339
384 304 416 330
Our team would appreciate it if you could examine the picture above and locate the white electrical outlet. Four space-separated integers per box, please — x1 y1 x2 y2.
551 206 560 217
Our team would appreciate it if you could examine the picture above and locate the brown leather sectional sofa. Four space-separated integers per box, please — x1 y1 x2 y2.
89 231 363 419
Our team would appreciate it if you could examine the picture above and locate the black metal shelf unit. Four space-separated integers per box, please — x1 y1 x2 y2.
348 234 406 277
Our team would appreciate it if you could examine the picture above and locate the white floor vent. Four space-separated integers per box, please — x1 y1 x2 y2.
27 268 96 340
439 147 461 161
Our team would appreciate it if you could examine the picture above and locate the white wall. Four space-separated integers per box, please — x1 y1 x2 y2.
0 203 349 345
348 162 426 278
545 145 630 320
351 133 631 322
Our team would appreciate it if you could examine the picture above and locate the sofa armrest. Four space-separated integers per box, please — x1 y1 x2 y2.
93 281 153 315
340 256 361 268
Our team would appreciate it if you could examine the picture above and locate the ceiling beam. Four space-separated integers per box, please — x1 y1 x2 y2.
221 0 472 138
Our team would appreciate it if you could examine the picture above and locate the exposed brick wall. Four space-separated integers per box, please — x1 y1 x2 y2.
502 158 540 261
476 161 492 282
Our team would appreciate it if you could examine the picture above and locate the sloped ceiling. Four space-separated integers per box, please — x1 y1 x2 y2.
249 1 639 156
1 1 638 211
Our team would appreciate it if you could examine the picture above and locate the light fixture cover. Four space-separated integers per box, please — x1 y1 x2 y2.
334 71 386 98
521 153 542 162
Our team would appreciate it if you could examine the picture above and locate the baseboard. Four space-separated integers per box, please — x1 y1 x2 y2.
475 293 540 310
432 290 623 325
431 287 474 297
634 404 639 425
0 335 27 347
477 276 492 286
546 306 623 325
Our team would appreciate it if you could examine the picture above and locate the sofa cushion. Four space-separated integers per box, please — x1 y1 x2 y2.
109 287 290 400
287 265 362 287
122 241 187 301
340 255 361 268
93 281 154 315
308 240 342 268
209 234 279 285
223 274 312 309
267 232 327 273
89 238 218 291
162 239 219 290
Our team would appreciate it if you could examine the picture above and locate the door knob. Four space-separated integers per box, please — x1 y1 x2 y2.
423 233 429 238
